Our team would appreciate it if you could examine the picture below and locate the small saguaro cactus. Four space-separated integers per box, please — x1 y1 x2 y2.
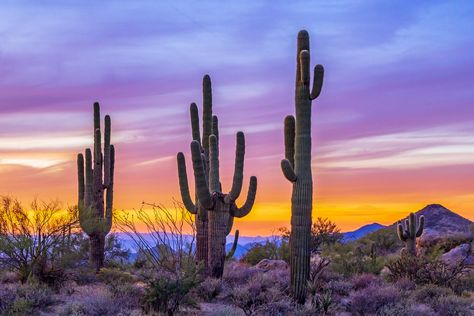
77 102 115 272
177 75 213 269
186 129 257 278
397 212 424 256
280 30 324 303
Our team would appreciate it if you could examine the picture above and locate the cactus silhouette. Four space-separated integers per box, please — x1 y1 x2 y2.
177 75 213 269
178 76 254 277
281 30 324 303
397 212 424 256
77 102 115 272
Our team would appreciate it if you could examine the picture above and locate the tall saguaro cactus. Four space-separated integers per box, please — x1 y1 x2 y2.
281 30 324 303
177 75 213 269
397 212 424 256
77 102 115 271
182 127 257 278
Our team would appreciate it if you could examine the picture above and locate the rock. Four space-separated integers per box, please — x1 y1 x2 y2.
380 266 391 279
441 243 471 266
255 259 288 271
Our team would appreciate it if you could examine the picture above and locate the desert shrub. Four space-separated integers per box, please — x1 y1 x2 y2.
358 228 402 255
0 197 78 283
98 268 134 287
394 277 416 291
308 290 333 315
0 271 18 284
346 284 401 315
324 242 386 276
6 281 56 315
386 255 467 288
325 279 352 296
0 284 17 314
117 202 202 315
60 286 120 316
231 273 288 316
142 267 201 315
223 261 260 286
377 302 435 316
279 217 343 253
433 294 473 316
197 277 223 301
68 267 99 285
241 238 288 265
350 273 382 290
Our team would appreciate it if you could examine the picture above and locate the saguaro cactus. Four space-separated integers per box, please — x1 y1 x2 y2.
280 30 324 303
177 75 213 268
77 102 115 271
183 128 257 278
397 212 424 256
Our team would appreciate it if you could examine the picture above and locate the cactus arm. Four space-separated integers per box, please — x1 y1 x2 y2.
310 65 324 100
226 230 239 260
209 135 220 192
104 115 111 188
228 132 245 202
416 215 425 237
300 50 311 84
190 140 212 209
225 215 234 236
284 115 295 168
84 148 93 208
409 213 416 238
231 176 257 218
397 222 407 242
77 154 85 207
202 75 212 152
281 159 297 182
177 152 197 214
190 103 201 144
296 30 309 85
104 145 114 234
93 102 100 133
212 115 219 140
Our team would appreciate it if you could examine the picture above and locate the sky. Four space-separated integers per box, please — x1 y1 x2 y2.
0 1 473 235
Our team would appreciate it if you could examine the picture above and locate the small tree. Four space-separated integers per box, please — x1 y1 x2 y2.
0 197 77 282
280 217 342 253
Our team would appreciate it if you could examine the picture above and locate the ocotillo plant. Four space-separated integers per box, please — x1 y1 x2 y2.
280 30 324 303
177 75 213 269
186 130 257 278
397 212 424 256
77 102 115 271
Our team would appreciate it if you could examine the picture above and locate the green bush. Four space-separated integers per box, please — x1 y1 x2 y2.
142 264 202 315
241 239 289 265
323 243 387 276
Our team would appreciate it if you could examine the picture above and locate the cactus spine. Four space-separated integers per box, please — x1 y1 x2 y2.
178 76 255 277
177 75 213 269
281 30 324 303
397 212 424 256
77 102 115 272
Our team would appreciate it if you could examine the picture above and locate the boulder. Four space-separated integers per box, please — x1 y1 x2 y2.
255 259 288 271
441 243 471 266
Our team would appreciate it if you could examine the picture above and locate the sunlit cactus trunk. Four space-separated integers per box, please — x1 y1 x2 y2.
281 30 324 303
77 102 115 272
397 212 424 256
178 76 256 277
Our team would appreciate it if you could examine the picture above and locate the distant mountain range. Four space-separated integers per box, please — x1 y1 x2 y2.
342 223 386 242
116 204 473 262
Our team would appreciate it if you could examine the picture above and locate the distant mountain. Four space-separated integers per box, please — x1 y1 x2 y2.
225 243 251 259
342 223 385 242
413 204 472 234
